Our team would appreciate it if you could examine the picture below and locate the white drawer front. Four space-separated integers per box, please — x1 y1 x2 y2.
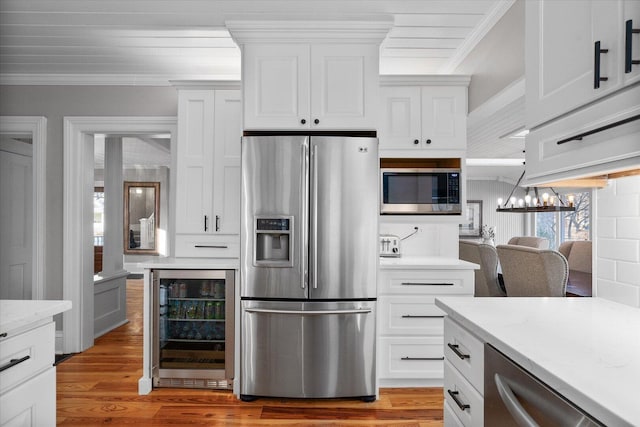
444 400 465 427
0 366 55 427
0 322 54 394
444 317 484 394
175 234 239 258
379 270 474 295
379 295 445 336
378 337 444 379
444 360 483 427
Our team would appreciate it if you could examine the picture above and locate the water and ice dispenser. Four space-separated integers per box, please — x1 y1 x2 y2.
254 216 293 267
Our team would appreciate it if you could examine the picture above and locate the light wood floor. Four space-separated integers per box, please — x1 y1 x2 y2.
56 279 445 426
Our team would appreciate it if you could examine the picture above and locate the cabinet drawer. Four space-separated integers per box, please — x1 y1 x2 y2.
379 295 445 336
175 234 239 258
0 322 54 395
379 269 474 295
378 337 444 380
0 366 55 427
444 400 465 427
444 318 484 394
444 360 483 427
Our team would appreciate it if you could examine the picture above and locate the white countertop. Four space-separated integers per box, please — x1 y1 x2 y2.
0 299 72 334
138 257 239 270
435 297 640 427
379 256 479 270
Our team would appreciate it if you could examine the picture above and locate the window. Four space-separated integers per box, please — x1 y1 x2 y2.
535 191 591 249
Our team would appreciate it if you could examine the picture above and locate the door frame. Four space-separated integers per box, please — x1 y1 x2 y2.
63 116 176 353
0 116 47 300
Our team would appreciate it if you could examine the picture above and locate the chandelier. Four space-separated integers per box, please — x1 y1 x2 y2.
496 170 576 213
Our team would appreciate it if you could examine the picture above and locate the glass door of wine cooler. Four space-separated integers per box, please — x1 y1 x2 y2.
152 269 234 389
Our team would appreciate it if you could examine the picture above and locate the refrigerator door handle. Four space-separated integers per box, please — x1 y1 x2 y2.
312 144 319 289
300 143 308 290
244 308 372 315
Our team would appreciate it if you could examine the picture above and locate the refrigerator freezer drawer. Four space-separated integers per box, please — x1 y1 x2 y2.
241 300 376 399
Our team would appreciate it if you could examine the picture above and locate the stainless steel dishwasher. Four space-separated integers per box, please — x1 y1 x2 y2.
484 344 604 426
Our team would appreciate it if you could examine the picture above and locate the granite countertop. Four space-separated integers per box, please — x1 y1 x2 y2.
435 296 640 427
379 256 479 270
138 257 239 270
0 299 72 335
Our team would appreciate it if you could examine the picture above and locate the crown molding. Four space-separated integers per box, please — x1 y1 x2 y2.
226 19 393 45
0 73 241 86
380 74 470 87
440 0 517 74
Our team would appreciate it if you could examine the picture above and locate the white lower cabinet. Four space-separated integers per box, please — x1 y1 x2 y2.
377 267 474 387
443 317 485 427
0 367 55 427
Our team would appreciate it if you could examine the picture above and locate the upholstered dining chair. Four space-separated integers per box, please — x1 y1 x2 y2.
507 236 550 249
496 244 568 297
558 240 592 273
459 240 506 297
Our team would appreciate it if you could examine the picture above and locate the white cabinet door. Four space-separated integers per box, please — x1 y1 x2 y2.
623 0 640 85
175 89 215 234
421 86 467 151
213 90 242 235
243 44 310 130
378 86 422 150
526 0 622 128
310 44 379 130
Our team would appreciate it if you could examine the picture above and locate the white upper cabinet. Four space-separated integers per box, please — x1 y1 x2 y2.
173 84 242 257
526 0 640 129
378 77 469 153
228 20 392 131
624 0 640 85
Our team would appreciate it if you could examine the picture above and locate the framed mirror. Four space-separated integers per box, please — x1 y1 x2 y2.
124 181 160 255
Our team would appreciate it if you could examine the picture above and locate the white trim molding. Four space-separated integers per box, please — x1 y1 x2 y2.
63 116 177 353
0 116 47 301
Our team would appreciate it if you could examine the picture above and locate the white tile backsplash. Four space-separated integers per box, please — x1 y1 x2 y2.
595 175 640 308
378 222 457 258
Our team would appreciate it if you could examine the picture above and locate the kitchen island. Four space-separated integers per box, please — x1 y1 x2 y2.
435 296 640 426
0 299 72 426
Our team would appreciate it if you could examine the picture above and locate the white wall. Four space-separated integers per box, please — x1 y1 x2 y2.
466 179 527 245
595 175 640 308
379 221 458 258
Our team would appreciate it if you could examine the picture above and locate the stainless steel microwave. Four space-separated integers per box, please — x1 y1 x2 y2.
380 168 461 214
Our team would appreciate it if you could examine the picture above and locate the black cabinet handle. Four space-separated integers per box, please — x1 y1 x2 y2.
0 355 30 372
0 332 7 338
314 119 320 125
401 282 454 286
557 113 640 145
194 245 228 249
625 20 640 73
204 215 208 232
447 343 470 360
413 139 419 145
300 119 306 124
215 215 220 232
447 390 470 411
425 139 432 144
594 41 609 89
401 315 445 319
401 356 444 361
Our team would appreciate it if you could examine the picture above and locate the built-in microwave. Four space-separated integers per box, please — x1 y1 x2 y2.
380 167 461 214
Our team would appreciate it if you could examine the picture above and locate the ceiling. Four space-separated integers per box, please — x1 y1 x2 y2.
1 0 523 179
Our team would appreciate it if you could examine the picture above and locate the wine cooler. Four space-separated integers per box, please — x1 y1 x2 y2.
152 269 234 389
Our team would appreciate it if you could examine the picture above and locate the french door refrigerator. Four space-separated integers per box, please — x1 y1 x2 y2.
240 135 378 401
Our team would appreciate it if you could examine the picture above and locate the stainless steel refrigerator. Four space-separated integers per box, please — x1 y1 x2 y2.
240 134 378 401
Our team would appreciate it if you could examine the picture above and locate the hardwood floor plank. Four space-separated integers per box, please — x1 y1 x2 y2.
56 279 445 425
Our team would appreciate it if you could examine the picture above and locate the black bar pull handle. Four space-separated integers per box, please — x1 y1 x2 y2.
0 355 30 372
401 356 445 361
204 215 208 232
401 282 454 286
215 215 220 232
401 315 445 319
194 245 228 249
447 343 470 360
447 390 470 411
626 19 640 73
594 41 609 89
557 113 640 145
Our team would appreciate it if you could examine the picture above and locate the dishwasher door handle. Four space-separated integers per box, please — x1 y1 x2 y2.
494 373 540 427
244 308 372 316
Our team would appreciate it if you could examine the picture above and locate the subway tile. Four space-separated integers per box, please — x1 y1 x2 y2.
597 259 616 281
615 175 640 195
617 262 640 286
596 181 616 198
616 218 640 239
598 238 639 262
596 279 640 308
597 218 616 238
597 195 639 218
